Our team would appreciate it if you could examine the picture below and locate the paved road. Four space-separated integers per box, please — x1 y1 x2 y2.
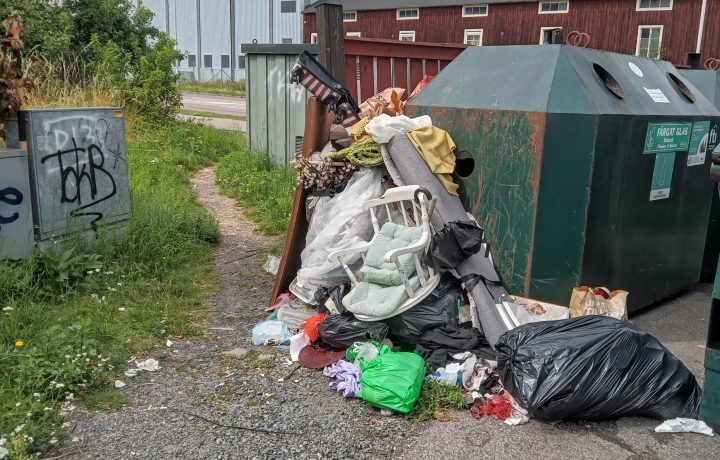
181 92 246 116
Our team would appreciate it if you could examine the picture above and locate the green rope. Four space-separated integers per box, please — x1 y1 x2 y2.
327 138 384 167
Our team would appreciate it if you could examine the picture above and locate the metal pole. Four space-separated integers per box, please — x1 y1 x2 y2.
196 0 202 81
230 0 236 81
697 0 708 54
269 0 274 44
164 0 170 34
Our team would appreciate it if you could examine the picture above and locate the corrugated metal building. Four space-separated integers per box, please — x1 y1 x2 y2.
303 0 720 68
138 0 307 81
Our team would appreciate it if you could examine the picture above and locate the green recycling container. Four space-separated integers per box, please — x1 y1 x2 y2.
681 70 720 282
700 266 720 431
406 45 720 311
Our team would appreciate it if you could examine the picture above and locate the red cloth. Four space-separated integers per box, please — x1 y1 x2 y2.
303 313 327 342
470 394 512 421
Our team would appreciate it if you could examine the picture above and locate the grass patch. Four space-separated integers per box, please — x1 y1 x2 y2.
216 148 296 236
0 120 246 455
409 380 467 423
180 79 246 97
178 109 246 121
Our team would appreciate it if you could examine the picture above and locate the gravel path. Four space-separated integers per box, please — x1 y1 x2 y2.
57 166 414 459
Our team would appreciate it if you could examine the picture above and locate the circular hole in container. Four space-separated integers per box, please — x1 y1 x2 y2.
592 63 624 98
667 73 696 102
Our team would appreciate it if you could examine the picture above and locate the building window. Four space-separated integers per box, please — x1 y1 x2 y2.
280 1 296 13
346 32 361 37
282 38 293 44
397 8 419 20
462 4 488 17
637 0 672 10
203 54 212 68
399 31 416 42
539 1 569 13
464 29 483 46
187 54 196 67
310 33 317 44
221 54 230 69
540 27 563 44
636 25 663 58
237 55 246 69
343 11 357 22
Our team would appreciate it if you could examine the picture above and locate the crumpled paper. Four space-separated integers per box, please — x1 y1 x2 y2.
136 358 161 372
655 418 715 436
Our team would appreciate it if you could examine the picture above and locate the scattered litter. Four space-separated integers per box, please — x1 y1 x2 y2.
289 332 310 362
569 286 628 320
114 380 126 388
136 359 161 372
323 359 361 398
124 369 139 377
209 327 235 331
166 339 174 347
117 307 126 312
251 320 291 346
655 418 715 436
471 394 512 421
263 255 280 276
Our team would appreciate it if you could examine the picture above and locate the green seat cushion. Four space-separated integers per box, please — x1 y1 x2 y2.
360 222 422 286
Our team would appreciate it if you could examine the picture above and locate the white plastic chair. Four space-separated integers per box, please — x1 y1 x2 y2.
327 185 440 320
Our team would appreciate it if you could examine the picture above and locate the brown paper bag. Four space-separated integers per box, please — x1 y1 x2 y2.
569 286 629 320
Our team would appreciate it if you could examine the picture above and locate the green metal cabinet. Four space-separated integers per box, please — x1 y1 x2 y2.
242 44 315 166
681 70 720 282
406 45 720 311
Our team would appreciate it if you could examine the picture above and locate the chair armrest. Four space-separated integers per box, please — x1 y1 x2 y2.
383 232 430 263
327 243 372 263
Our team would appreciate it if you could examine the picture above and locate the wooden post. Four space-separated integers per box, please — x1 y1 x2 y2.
316 3 346 85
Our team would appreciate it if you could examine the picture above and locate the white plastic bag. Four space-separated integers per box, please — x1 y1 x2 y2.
251 320 291 346
292 168 385 301
655 418 715 436
263 255 280 276
351 341 379 365
365 114 432 144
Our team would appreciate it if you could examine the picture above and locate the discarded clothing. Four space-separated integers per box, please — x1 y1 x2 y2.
463 358 501 394
327 138 383 167
324 359 362 398
318 313 389 350
497 316 702 421
416 324 496 367
406 126 458 195
470 394 512 421
303 313 326 342
365 114 432 144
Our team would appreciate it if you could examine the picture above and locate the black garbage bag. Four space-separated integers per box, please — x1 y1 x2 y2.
496 316 702 421
318 313 389 350
429 221 485 270
384 274 462 349
314 281 351 314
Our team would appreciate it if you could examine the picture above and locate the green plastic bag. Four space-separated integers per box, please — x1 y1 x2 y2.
347 341 426 413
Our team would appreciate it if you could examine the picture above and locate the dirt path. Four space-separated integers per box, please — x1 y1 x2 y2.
58 166 412 459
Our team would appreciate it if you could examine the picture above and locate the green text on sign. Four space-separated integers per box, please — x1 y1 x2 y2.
644 122 692 154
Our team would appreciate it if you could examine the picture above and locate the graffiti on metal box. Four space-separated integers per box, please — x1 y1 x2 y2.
39 116 126 229
0 186 23 229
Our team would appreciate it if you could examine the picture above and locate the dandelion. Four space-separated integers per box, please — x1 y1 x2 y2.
15 340 24 347
2 306 12 311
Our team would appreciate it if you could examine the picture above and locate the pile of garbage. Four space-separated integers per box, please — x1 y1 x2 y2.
250 52 708 430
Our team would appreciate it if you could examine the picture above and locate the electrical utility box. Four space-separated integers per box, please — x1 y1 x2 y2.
0 148 34 259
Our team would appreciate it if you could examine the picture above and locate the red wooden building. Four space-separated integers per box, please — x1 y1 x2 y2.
303 0 720 67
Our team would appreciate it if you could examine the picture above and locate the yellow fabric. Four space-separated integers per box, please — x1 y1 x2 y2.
350 117 372 143
407 125 459 195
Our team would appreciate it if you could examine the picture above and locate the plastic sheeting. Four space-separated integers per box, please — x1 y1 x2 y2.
497 316 702 421
291 168 385 302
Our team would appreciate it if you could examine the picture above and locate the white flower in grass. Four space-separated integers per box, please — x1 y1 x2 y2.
49 438 58 445
66 393 74 400
0 446 8 459
13 424 24 433
43 407 52 411
2 307 12 311
25 412 31 417
33 393 41 398
55 383 65 389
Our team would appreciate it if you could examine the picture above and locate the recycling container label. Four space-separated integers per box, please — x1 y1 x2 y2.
644 122 692 154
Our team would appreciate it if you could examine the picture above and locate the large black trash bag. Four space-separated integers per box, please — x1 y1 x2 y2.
318 313 389 350
384 274 462 349
496 316 702 421
429 221 485 270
